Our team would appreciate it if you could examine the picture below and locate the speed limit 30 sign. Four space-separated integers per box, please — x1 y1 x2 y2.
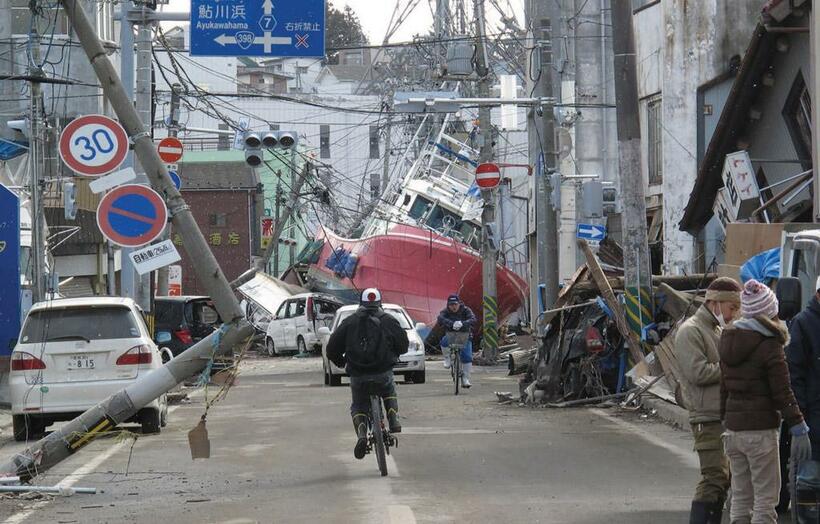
59 114 129 177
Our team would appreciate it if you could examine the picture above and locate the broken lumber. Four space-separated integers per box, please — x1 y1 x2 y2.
536 265 589 333
508 347 537 376
577 239 645 364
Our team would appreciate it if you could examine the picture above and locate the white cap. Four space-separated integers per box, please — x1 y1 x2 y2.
360 288 381 306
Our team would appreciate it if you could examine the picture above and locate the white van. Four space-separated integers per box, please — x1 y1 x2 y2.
264 293 343 355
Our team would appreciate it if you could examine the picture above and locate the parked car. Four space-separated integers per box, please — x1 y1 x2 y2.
154 296 222 358
10 297 168 441
319 304 426 386
264 293 343 356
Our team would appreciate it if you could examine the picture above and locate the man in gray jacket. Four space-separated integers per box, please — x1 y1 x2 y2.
674 277 742 524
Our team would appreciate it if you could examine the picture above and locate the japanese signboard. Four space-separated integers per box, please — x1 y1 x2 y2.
261 216 274 249
190 0 326 58
129 240 182 275
721 151 761 221
168 265 182 296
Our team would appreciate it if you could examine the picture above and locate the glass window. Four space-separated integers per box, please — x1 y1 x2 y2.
294 299 306 317
275 301 288 319
647 97 663 185
286 301 298 318
21 306 140 343
408 196 433 220
315 300 340 316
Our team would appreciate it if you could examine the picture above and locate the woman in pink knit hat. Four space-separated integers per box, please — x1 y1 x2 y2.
719 279 810 524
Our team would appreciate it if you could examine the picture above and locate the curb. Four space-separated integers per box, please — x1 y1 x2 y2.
640 396 690 430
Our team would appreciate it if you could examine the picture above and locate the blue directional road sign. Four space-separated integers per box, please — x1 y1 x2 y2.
191 0 326 58
168 171 182 191
577 223 606 242
0 184 20 356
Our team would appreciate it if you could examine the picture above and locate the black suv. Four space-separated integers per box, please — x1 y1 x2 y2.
154 296 222 358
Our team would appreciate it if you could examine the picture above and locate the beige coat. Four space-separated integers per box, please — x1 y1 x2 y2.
674 305 722 423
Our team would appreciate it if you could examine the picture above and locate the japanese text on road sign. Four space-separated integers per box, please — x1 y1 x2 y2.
190 0 326 58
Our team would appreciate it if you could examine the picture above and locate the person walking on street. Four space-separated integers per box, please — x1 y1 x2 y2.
437 294 477 388
326 288 409 460
674 277 742 523
719 279 812 524
786 276 820 461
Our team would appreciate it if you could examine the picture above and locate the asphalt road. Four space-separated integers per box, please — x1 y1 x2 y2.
0 356 704 523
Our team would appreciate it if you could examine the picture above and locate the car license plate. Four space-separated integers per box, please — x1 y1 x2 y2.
67 355 95 370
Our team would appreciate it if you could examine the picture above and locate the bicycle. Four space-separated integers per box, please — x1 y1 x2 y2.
365 385 397 477
445 330 470 396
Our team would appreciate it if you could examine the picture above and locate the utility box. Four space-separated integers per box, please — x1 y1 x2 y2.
446 41 474 76
582 180 603 218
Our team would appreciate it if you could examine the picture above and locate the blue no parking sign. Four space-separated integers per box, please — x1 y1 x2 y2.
96 185 168 248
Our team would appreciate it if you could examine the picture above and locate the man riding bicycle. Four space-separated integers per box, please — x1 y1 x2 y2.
437 294 477 388
326 288 409 459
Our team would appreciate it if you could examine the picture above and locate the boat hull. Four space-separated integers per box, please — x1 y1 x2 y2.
305 225 528 329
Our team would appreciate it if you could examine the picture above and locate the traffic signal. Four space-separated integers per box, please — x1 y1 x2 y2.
244 131 263 167
64 181 76 220
261 131 297 150
603 187 618 216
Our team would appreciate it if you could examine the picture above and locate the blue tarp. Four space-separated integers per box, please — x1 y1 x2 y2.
740 247 781 285
325 247 358 279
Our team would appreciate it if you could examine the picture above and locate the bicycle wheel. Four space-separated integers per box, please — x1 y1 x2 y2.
453 354 461 396
370 396 388 477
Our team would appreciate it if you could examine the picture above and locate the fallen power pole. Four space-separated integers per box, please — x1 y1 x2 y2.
0 0 252 482
610 2 653 340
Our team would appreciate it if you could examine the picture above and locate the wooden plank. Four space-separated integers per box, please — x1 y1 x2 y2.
536 265 589 333
577 239 645 364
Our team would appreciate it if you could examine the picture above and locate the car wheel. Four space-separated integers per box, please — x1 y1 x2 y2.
141 409 161 435
266 338 276 357
297 336 307 354
12 414 42 442
160 397 169 428
413 371 426 384
329 371 342 387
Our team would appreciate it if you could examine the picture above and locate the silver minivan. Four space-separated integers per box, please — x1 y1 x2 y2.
263 293 343 355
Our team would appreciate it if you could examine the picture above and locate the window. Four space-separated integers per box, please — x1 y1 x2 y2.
275 301 288 319
408 196 433 220
21 307 140 343
218 123 230 150
209 213 228 227
286 301 299 318
320 125 331 159
647 97 663 185
369 125 380 159
296 66 309 74
783 71 813 169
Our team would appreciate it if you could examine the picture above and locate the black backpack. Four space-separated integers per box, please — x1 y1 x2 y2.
344 310 393 370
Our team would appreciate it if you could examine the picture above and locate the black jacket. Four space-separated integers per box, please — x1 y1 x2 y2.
436 303 477 333
326 306 409 376
786 297 820 436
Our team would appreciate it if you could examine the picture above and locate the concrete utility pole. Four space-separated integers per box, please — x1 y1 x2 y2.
27 21 46 303
120 1 153 311
256 161 311 272
0 0 251 482
273 180 282 276
526 0 560 313
474 0 499 361
610 1 652 341
156 83 183 295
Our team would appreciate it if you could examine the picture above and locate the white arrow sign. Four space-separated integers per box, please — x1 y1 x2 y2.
577 225 606 240
263 0 273 15
214 33 292 52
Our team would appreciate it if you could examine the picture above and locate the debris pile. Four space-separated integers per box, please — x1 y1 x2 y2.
513 238 714 409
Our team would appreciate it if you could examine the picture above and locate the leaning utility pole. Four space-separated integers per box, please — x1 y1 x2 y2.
474 0 499 361
1 0 251 482
256 161 311 272
526 0 560 313
273 180 282 276
610 1 652 342
812 5 820 221
156 83 183 296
